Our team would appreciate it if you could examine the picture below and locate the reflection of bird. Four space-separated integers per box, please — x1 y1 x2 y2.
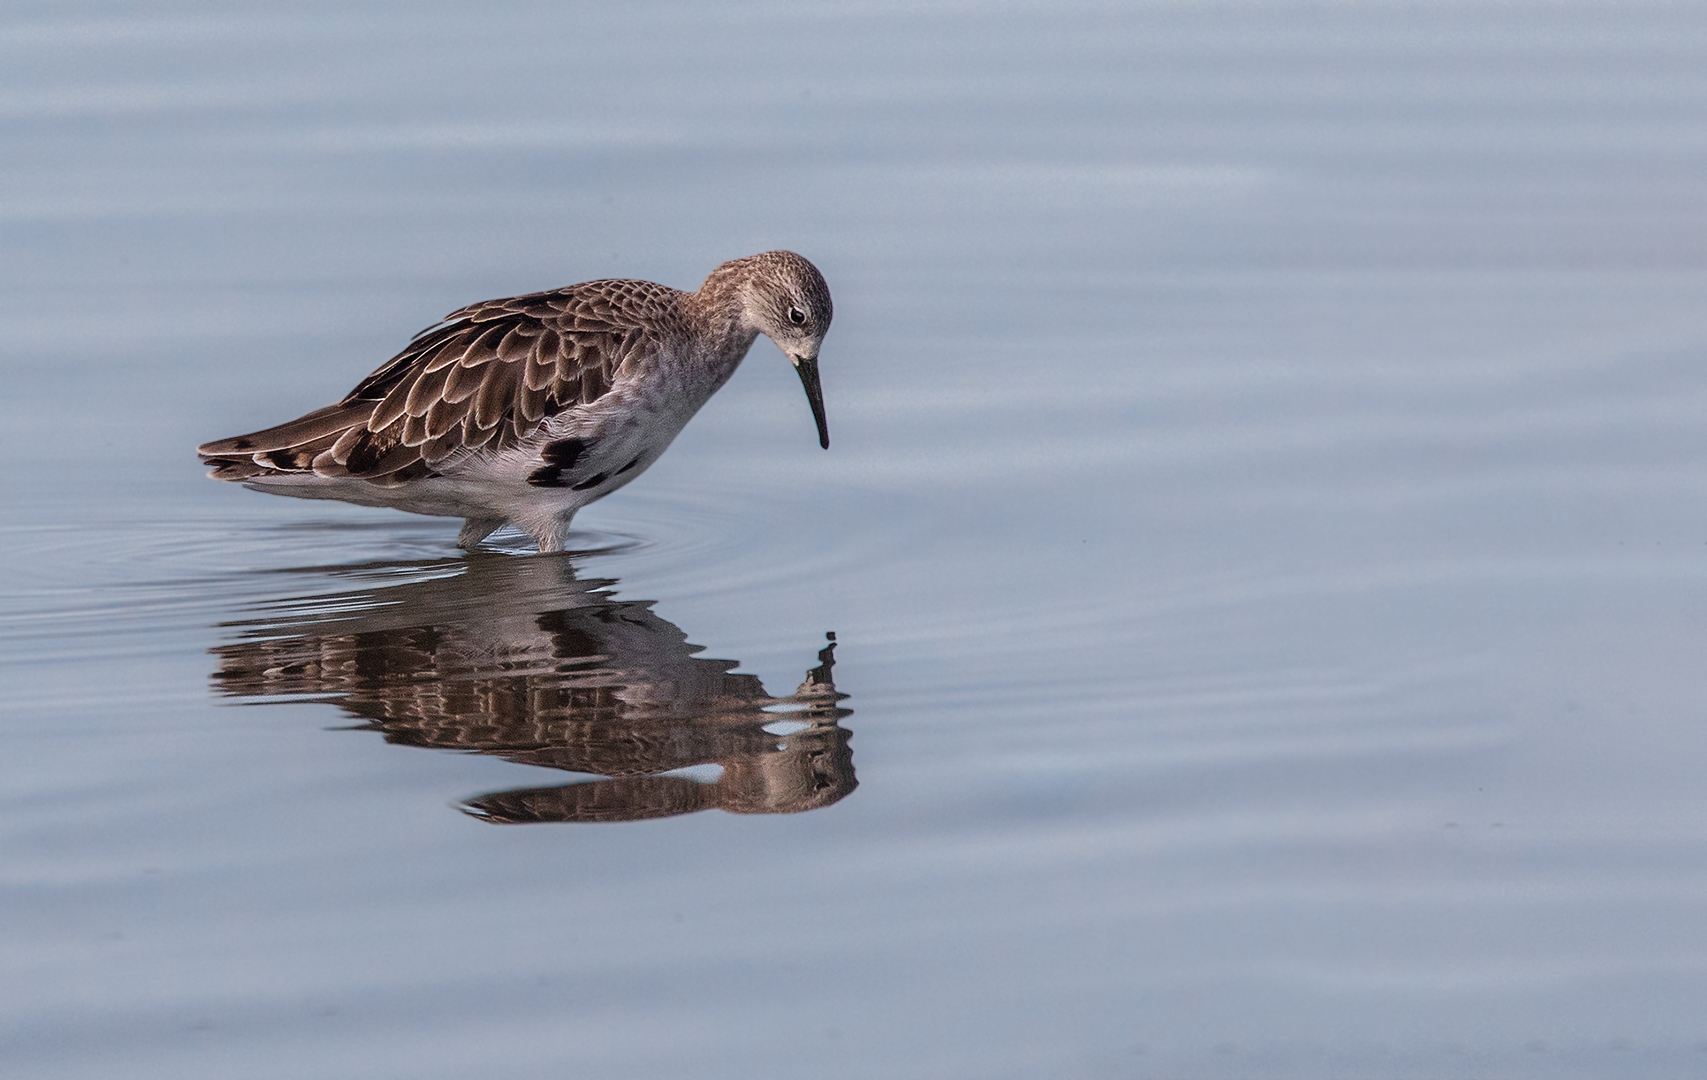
211 554 854 823
198 252 833 552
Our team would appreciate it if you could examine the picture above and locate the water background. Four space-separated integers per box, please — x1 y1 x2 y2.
6 2 1707 1076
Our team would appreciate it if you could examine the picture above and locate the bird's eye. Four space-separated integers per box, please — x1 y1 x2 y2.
787 306 806 326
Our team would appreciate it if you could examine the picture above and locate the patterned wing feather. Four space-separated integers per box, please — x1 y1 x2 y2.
197 279 684 485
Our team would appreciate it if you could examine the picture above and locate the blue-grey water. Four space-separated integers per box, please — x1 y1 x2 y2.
6 2 1707 1077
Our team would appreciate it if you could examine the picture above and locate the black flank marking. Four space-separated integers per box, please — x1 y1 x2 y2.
542 438 589 468
615 456 642 475
571 471 608 491
527 466 566 487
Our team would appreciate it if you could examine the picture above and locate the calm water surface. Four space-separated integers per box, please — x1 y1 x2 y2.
6 2 1707 1077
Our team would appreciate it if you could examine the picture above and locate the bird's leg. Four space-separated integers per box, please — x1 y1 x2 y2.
457 517 505 549
530 512 576 554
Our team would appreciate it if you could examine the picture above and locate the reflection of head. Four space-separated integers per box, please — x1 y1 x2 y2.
211 556 855 823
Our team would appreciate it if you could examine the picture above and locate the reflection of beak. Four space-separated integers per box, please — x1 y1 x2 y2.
791 354 830 449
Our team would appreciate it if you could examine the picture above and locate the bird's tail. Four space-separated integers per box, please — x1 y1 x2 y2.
197 404 371 480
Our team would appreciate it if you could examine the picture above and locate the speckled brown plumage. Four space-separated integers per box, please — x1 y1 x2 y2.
198 279 680 484
197 252 834 551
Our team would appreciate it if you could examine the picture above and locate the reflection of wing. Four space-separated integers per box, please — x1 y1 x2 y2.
211 556 855 823
197 279 680 486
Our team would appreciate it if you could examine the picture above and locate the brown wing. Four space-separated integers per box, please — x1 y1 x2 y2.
197 279 683 486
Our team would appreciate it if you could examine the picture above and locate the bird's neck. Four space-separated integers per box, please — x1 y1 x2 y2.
684 269 763 358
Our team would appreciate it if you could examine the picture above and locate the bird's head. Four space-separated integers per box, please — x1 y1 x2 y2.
719 251 835 449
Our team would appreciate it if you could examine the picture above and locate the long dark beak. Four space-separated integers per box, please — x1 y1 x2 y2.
792 355 830 449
